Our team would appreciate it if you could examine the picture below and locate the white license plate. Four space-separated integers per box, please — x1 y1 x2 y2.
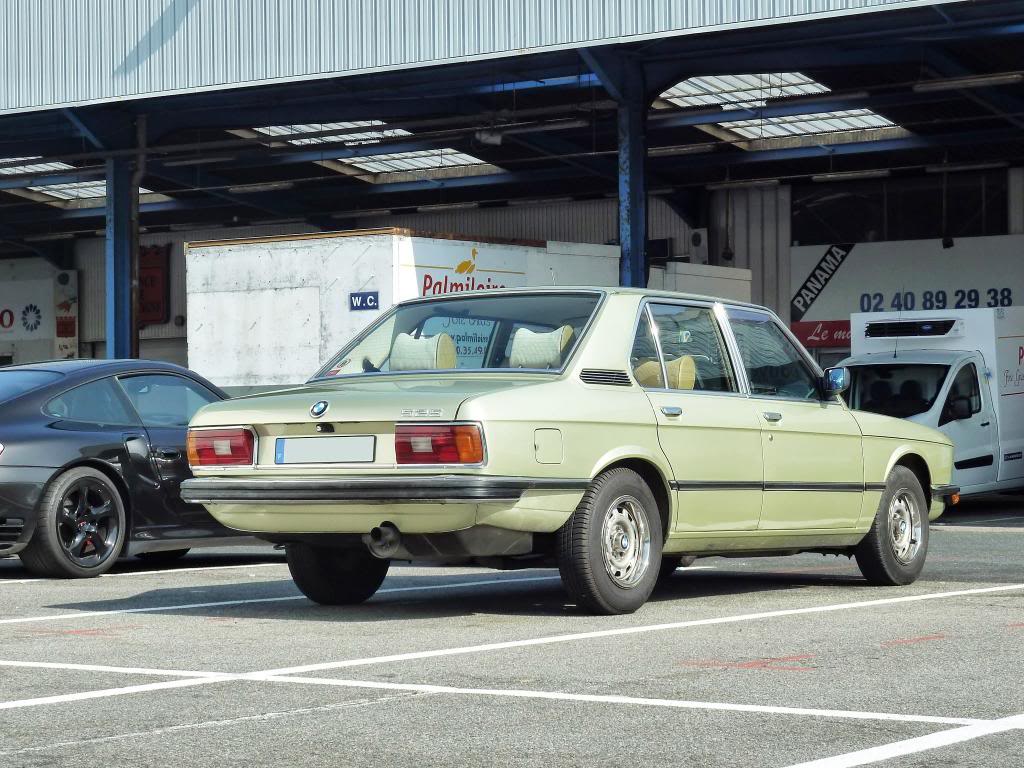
274 436 375 464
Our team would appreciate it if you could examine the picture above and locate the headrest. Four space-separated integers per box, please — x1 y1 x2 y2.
633 360 664 388
899 379 923 399
390 332 456 371
869 380 892 399
509 325 573 369
666 355 696 390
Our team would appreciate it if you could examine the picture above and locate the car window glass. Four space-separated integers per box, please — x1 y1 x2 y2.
44 378 139 426
648 304 737 392
846 364 949 417
0 370 63 404
420 316 498 369
726 308 818 399
940 363 982 426
630 309 664 388
118 374 219 427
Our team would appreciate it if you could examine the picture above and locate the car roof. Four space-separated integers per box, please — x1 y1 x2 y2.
5 358 189 375
841 350 975 366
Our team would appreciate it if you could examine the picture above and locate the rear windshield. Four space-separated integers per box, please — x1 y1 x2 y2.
0 370 63 404
312 292 601 379
845 364 950 418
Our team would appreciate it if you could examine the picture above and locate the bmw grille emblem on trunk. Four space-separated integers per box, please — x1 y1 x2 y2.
310 400 329 418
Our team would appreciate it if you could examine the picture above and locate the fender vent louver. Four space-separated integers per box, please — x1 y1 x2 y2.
865 319 957 338
580 369 632 387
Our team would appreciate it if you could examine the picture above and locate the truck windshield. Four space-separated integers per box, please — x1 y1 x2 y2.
845 364 950 418
311 292 602 379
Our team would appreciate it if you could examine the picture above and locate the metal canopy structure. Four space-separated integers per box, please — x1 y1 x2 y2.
0 0 1022 356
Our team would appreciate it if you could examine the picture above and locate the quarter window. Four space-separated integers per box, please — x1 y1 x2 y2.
726 308 819 400
643 304 737 392
118 374 220 427
630 309 664 388
44 378 139 426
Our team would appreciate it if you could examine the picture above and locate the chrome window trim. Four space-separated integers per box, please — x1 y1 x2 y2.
187 424 259 470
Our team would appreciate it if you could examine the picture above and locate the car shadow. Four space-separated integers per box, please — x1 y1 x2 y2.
0 548 286 580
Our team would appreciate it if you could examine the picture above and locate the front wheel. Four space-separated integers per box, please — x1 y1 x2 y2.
557 468 664 615
20 467 127 578
286 544 390 605
855 466 929 586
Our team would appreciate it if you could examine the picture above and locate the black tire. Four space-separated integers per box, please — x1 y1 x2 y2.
658 555 697 582
136 548 191 564
286 543 390 605
20 467 127 578
855 466 929 586
557 468 664 615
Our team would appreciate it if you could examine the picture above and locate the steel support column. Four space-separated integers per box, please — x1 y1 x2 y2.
617 65 647 288
104 157 136 359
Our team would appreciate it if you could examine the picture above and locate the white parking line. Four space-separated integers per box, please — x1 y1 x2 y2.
0 659 227 678
259 582 1024 677
254 675 984 727
0 677 232 711
782 713 1024 768
0 574 561 625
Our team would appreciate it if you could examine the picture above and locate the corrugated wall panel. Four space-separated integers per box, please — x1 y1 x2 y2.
1 0 958 114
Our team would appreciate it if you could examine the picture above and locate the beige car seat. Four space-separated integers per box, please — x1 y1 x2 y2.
633 355 696 389
389 332 457 370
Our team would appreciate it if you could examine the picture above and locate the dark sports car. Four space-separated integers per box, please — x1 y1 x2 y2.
0 359 250 577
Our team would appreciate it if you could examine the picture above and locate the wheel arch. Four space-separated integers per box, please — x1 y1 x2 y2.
593 456 673 542
891 452 932 506
51 458 134 531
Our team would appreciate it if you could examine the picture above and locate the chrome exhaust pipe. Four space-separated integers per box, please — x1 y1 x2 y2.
363 522 401 559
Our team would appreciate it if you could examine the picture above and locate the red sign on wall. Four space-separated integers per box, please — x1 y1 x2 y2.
790 320 852 349
138 244 171 327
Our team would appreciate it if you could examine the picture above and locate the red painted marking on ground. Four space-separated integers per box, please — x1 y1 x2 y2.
680 654 816 672
881 633 946 647
24 625 141 638
1009 622 1024 629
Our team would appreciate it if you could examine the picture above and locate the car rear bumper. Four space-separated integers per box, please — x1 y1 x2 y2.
0 467 53 557
180 475 589 505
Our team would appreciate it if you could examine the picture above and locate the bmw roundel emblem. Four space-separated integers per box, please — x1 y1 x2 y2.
310 400 329 418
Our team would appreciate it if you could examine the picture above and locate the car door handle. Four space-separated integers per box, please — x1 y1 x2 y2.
153 448 181 460
763 411 783 423
661 406 683 417
980 421 990 427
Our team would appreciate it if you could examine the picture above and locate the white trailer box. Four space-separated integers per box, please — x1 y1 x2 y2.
185 228 751 389
840 308 1024 495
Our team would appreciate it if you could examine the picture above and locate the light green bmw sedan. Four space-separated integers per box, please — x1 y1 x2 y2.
181 288 957 614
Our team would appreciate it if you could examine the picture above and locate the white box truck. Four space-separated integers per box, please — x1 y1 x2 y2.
840 308 1024 496
184 227 752 389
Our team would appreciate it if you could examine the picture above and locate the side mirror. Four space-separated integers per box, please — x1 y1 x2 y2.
821 366 850 397
949 397 972 421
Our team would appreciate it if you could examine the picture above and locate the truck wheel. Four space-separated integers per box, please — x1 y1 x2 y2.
19 467 126 578
557 468 663 615
286 544 390 605
658 555 697 582
855 466 929 586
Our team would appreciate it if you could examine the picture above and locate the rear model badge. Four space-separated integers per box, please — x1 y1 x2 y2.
400 408 443 418
310 400 329 418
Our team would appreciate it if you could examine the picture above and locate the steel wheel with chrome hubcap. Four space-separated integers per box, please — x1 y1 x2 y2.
558 468 663 615
855 466 929 586
20 467 127 578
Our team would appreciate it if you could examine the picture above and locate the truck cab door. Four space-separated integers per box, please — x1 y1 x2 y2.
939 361 998 490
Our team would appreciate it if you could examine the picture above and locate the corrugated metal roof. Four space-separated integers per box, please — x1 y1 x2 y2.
661 73 897 141
0 0 961 115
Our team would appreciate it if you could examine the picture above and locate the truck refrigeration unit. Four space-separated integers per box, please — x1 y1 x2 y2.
840 308 1024 496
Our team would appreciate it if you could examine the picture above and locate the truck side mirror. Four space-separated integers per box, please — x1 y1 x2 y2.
821 366 850 397
949 397 972 421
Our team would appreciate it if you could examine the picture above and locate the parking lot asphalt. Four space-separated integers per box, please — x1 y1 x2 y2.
1 497 1022 768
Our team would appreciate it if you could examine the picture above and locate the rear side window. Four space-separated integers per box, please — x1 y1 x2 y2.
0 370 63 404
44 378 139 426
648 304 737 392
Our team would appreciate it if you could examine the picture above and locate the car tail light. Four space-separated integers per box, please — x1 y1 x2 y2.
395 424 484 465
187 428 255 467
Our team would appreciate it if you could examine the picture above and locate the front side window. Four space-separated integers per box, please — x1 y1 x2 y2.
940 363 982 426
314 293 601 379
647 304 737 392
118 374 220 427
726 308 819 400
44 378 139 426
846 364 950 418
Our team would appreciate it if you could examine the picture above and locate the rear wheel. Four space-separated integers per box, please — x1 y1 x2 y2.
855 466 929 586
557 468 663 615
286 544 390 605
20 467 126 578
136 549 191 565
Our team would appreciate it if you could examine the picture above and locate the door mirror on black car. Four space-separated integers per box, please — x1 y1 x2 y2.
821 367 850 398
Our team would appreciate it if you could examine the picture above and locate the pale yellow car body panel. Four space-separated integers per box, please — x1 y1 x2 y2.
189 288 954 556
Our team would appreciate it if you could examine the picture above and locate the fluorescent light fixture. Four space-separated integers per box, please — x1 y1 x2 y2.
225 181 295 194
913 72 1023 93
416 202 480 212
163 155 237 167
811 169 891 182
925 161 1009 174
24 232 75 242
330 208 393 219
706 179 780 190
507 196 573 206
649 143 717 157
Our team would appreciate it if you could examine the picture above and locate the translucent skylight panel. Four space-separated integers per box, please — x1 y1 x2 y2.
253 121 411 146
0 157 75 175
344 148 488 174
27 181 154 200
661 73 829 109
721 109 895 139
